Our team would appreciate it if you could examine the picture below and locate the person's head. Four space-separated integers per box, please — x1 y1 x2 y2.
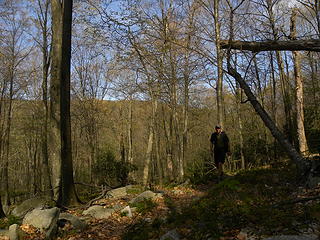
215 125 222 133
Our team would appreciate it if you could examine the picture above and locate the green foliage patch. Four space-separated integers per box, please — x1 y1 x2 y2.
186 149 217 185
130 199 158 214
0 215 21 229
93 148 137 186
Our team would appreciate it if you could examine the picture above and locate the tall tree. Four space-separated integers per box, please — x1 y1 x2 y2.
50 0 78 206
33 0 53 197
213 0 224 128
290 8 309 156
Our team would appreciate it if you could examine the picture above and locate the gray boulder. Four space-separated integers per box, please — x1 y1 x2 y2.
106 187 127 198
59 213 87 231
83 206 115 219
159 229 180 240
9 224 25 240
121 206 133 218
23 207 60 235
12 197 55 218
263 235 318 240
129 191 163 205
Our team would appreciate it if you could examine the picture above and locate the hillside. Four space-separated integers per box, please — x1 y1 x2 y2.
1 161 320 240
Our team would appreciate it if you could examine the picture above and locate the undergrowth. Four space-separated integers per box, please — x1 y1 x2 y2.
124 163 320 239
0 215 21 229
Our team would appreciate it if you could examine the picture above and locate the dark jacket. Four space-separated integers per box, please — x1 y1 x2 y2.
210 131 230 153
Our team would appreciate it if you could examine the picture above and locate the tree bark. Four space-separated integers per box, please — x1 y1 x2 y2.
3 55 14 207
51 0 78 207
236 85 245 169
0 196 5 218
38 0 53 197
127 96 133 165
214 0 224 128
220 39 320 52
269 52 278 160
142 96 157 187
291 9 309 156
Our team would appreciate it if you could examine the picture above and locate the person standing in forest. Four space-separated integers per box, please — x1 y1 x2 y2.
210 125 230 179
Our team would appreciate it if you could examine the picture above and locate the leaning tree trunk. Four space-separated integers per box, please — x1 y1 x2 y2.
227 64 309 176
291 9 309 156
50 0 78 207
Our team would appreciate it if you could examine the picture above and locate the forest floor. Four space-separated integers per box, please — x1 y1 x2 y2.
2 161 320 240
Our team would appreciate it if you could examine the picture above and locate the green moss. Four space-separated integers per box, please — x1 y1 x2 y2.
130 199 157 214
0 215 21 229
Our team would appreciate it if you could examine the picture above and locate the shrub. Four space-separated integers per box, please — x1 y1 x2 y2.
186 149 215 184
93 148 137 186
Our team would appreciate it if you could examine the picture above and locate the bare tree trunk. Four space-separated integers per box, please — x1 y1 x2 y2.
162 105 173 181
128 97 133 165
51 0 78 206
236 86 245 169
0 196 5 218
38 0 53 197
142 96 158 187
119 105 126 164
291 9 309 156
3 65 14 207
181 73 188 181
214 0 224 127
155 118 163 185
269 52 278 160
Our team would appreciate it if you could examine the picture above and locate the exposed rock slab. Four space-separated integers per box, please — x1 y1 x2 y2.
59 213 87 231
106 187 127 198
23 207 60 233
8 224 24 240
12 197 55 218
82 206 115 219
129 191 163 205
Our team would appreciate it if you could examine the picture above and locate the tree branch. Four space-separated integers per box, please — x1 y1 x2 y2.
220 39 320 52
